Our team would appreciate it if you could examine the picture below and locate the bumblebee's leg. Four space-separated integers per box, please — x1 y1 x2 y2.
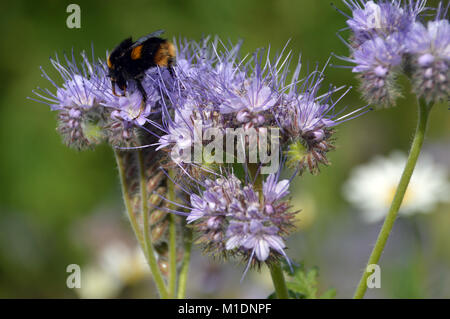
119 84 127 96
135 80 147 119
111 80 120 97
111 80 127 97
168 66 175 78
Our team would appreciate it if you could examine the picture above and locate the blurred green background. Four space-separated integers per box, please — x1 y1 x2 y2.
0 0 448 298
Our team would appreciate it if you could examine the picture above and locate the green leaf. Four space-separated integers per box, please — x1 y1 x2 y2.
282 261 336 299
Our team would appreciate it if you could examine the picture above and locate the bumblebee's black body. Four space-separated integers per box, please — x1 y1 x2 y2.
107 30 176 114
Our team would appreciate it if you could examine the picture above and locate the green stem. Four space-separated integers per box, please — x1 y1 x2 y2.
269 261 290 299
353 98 433 299
137 150 169 299
168 169 177 298
177 227 193 299
114 150 146 254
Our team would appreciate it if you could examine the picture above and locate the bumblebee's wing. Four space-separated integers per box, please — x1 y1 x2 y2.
131 30 165 48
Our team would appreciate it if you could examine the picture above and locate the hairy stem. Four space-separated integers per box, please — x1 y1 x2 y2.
114 150 145 250
269 261 290 299
353 98 433 299
177 227 193 299
168 169 177 298
137 150 169 299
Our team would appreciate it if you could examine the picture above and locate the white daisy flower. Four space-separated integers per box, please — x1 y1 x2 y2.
77 242 150 298
343 151 449 223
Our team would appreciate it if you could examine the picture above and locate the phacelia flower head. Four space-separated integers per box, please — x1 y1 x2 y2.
31 51 107 150
406 18 450 102
185 170 295 271
155 38 287 170
218 77 279 126
343 0 426 46
216 50 282 127
100 78 162 147
348 35 404 106
31 48 169 150
156 80 225 169
110 90 152 126
277 62 368 174
338 0 449 107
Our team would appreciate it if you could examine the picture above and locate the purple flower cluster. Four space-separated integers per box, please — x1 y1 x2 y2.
345 0 425 44
32 49 167 149
32 36 366 173
31 52 106 149
338 0 449 105
406 18 450 102
32 35 366 272
156 39 282 162
185 171 294 268
156 38 366 174
277 63 365 174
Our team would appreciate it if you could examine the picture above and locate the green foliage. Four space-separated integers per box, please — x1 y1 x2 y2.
268 261 336 299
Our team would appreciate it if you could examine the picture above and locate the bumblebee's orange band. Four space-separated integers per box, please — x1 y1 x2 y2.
154 42 176 67
107 56 113 68
131 45 143 60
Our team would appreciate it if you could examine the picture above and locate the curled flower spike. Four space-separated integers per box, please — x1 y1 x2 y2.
99 79 162 148
31 46 170 150
218 78 279 125
155 38 284 169
278 61 368 174
342 0 426 46
109 85 159 127
336 0 449 107
351 35 404 106
216 49 282 126
31 50 107 149
406 18 450 102
181 169 295 274
156 84 225 168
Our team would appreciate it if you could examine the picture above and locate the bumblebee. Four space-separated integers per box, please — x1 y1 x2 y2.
107 30 176 115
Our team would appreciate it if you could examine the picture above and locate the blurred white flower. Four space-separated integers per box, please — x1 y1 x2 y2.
343 151 450 223
99 243 150 284
78 266 121 299
77 242 150 298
